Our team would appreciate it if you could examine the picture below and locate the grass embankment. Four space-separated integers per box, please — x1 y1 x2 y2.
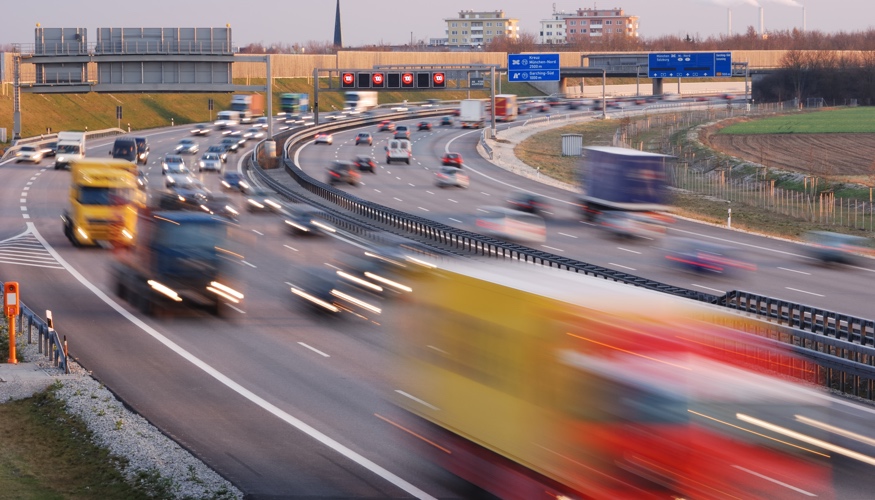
717 107 875 134
515 111 874 240
0 383 157 499
0 77 543 146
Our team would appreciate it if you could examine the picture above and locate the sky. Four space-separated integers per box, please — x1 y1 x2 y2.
3 0 873 48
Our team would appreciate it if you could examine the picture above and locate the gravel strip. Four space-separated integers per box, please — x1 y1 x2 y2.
1 341 243 500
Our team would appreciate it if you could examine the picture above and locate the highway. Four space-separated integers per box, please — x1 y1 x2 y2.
1 104 875 498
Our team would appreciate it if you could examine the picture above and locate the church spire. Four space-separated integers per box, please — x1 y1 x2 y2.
333 0 343 48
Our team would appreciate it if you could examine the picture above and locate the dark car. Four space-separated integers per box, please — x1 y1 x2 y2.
507 191 549 215
665 238 756 275
355 132 373 146
44 141 58 157
394 125 410 139
221 171 247 192
441 152 463 167
110 137 139 163
417 121 432 131
244 188 282 213
439 116 453 126
134 137 150 165
435 166 469 189
284 205 333 236
201 193 240 222
206 145 229 163
327 161 361 186
353 155 377 173
220 137 242 153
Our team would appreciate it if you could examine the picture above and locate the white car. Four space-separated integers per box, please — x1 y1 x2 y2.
314 133 333 145
198 153 223 173
15 145 44 163
243 127 265 141
190 124 211 136
175 138 199 155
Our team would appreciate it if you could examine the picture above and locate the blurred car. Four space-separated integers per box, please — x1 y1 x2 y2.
435 166 469 189
290 266 381 319
355 132 373 146
197 153 223 173
507 191 549 215
136 170 148 191
190 123 211 136
327 160 361 186
664 238 756 274
254 116 269 129
598 211 673 240
441 152 463 167
377 120 396 132
314 133 334 145
176 138 199 155
284 205 334 236
244 187 282 213
352 155 377 173
243 127 265 141
165 172 205 190
439 116 454 126
475 206 546 244
226 129 246 144
200 192 240 222
281 113 303 124
451 108 460 116
221 171 247 192
803 231 870 265
220 137 242 153
417 121 432 131
15 145 44 163
206 145 229 163
161 155 189 175
394 126 410 139
44 141 58 157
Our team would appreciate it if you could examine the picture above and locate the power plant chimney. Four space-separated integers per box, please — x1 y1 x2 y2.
727 8 732 37
759 6 764 38
802 6 806 32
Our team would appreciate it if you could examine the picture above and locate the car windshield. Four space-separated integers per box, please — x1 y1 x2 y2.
203 154 219 161
224 173 242 181
21 146 37 152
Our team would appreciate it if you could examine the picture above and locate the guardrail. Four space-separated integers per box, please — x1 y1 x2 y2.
4 297 68 373
248 104 875 401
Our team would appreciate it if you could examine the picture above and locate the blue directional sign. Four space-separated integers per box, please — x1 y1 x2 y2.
508 53 560 82
648 52 732 78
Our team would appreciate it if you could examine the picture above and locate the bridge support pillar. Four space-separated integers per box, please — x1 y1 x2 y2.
652 78 664 96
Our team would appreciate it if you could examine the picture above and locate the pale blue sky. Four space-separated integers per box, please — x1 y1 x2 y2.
3 0 870 47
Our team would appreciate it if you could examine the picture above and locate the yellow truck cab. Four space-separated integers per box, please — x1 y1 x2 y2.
62 158 144 248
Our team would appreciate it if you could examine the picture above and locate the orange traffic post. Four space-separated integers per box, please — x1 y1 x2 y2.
5 282 20 364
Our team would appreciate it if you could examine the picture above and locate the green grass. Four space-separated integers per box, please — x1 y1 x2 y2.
716 107 875 134
0 383 154 499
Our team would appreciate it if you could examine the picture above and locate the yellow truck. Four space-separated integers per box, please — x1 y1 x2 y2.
62 158 144 248
390 259 833 499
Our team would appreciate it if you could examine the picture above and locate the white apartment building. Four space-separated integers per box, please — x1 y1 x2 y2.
539 10 574 44
444 10 520 47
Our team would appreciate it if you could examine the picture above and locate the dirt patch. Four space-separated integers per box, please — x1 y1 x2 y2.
700 128 875 178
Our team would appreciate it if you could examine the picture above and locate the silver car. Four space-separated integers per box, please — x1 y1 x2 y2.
176 138 199 155
198 153 223 173
434 166 469 188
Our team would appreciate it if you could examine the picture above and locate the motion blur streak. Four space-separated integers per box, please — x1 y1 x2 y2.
738 414 875 466
374 414 452 454
566 332 691 370
795 415 875 447
688 410 829 457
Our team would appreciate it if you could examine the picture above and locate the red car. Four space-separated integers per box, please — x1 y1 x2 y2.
418 121 432 131
442 153 463 167
353 155 377 173
377 120 396 132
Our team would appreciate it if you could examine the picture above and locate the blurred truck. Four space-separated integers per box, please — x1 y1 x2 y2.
280 92 309 113
214 110 241 129
459 99 486 128
62 158 143 248
494 94 518 122
53 131 86 170
230 94 265 123
390 259 833 499
343 91 378 113
110 210 244 316
578 146 674 237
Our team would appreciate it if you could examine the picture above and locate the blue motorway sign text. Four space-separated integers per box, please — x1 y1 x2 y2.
508 53 560 82
647 52 732 78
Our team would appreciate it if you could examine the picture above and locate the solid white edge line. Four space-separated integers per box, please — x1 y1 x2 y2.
26 222 437 500
297 342 331 358
395 390 439 411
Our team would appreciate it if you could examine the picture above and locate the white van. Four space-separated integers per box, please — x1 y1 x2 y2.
385 139 412 164
475 206 546 244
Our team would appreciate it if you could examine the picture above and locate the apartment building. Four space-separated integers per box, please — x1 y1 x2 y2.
565 7 639 41
444 10 520 47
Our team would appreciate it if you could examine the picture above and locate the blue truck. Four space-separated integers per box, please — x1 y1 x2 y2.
577 146 674 237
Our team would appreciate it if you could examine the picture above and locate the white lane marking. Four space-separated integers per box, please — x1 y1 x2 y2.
374 189 382 193
542 245 564 253
731 466 816 497
22 214 30 219
609 262 636 271
558 232 577 239
480 191 490 196
242 260 257 268
298 342 330 358
393 197 403 202
786 287 824 297
25 226 436 500
796 415 875 447
284 245 298 252
20 206 27 211
408 183 415 187
542 210 554 215
20 199 26 203
426 191 434 195
476 208 490 213
618 247 641 254
396 176 401 180
418 207 429 212
448 199 458 203
252 230 264 236
449 218 462 223
691 284 725 293
23 186 30 191
395 390 439 411
779 267 811 275
26 181 33 185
